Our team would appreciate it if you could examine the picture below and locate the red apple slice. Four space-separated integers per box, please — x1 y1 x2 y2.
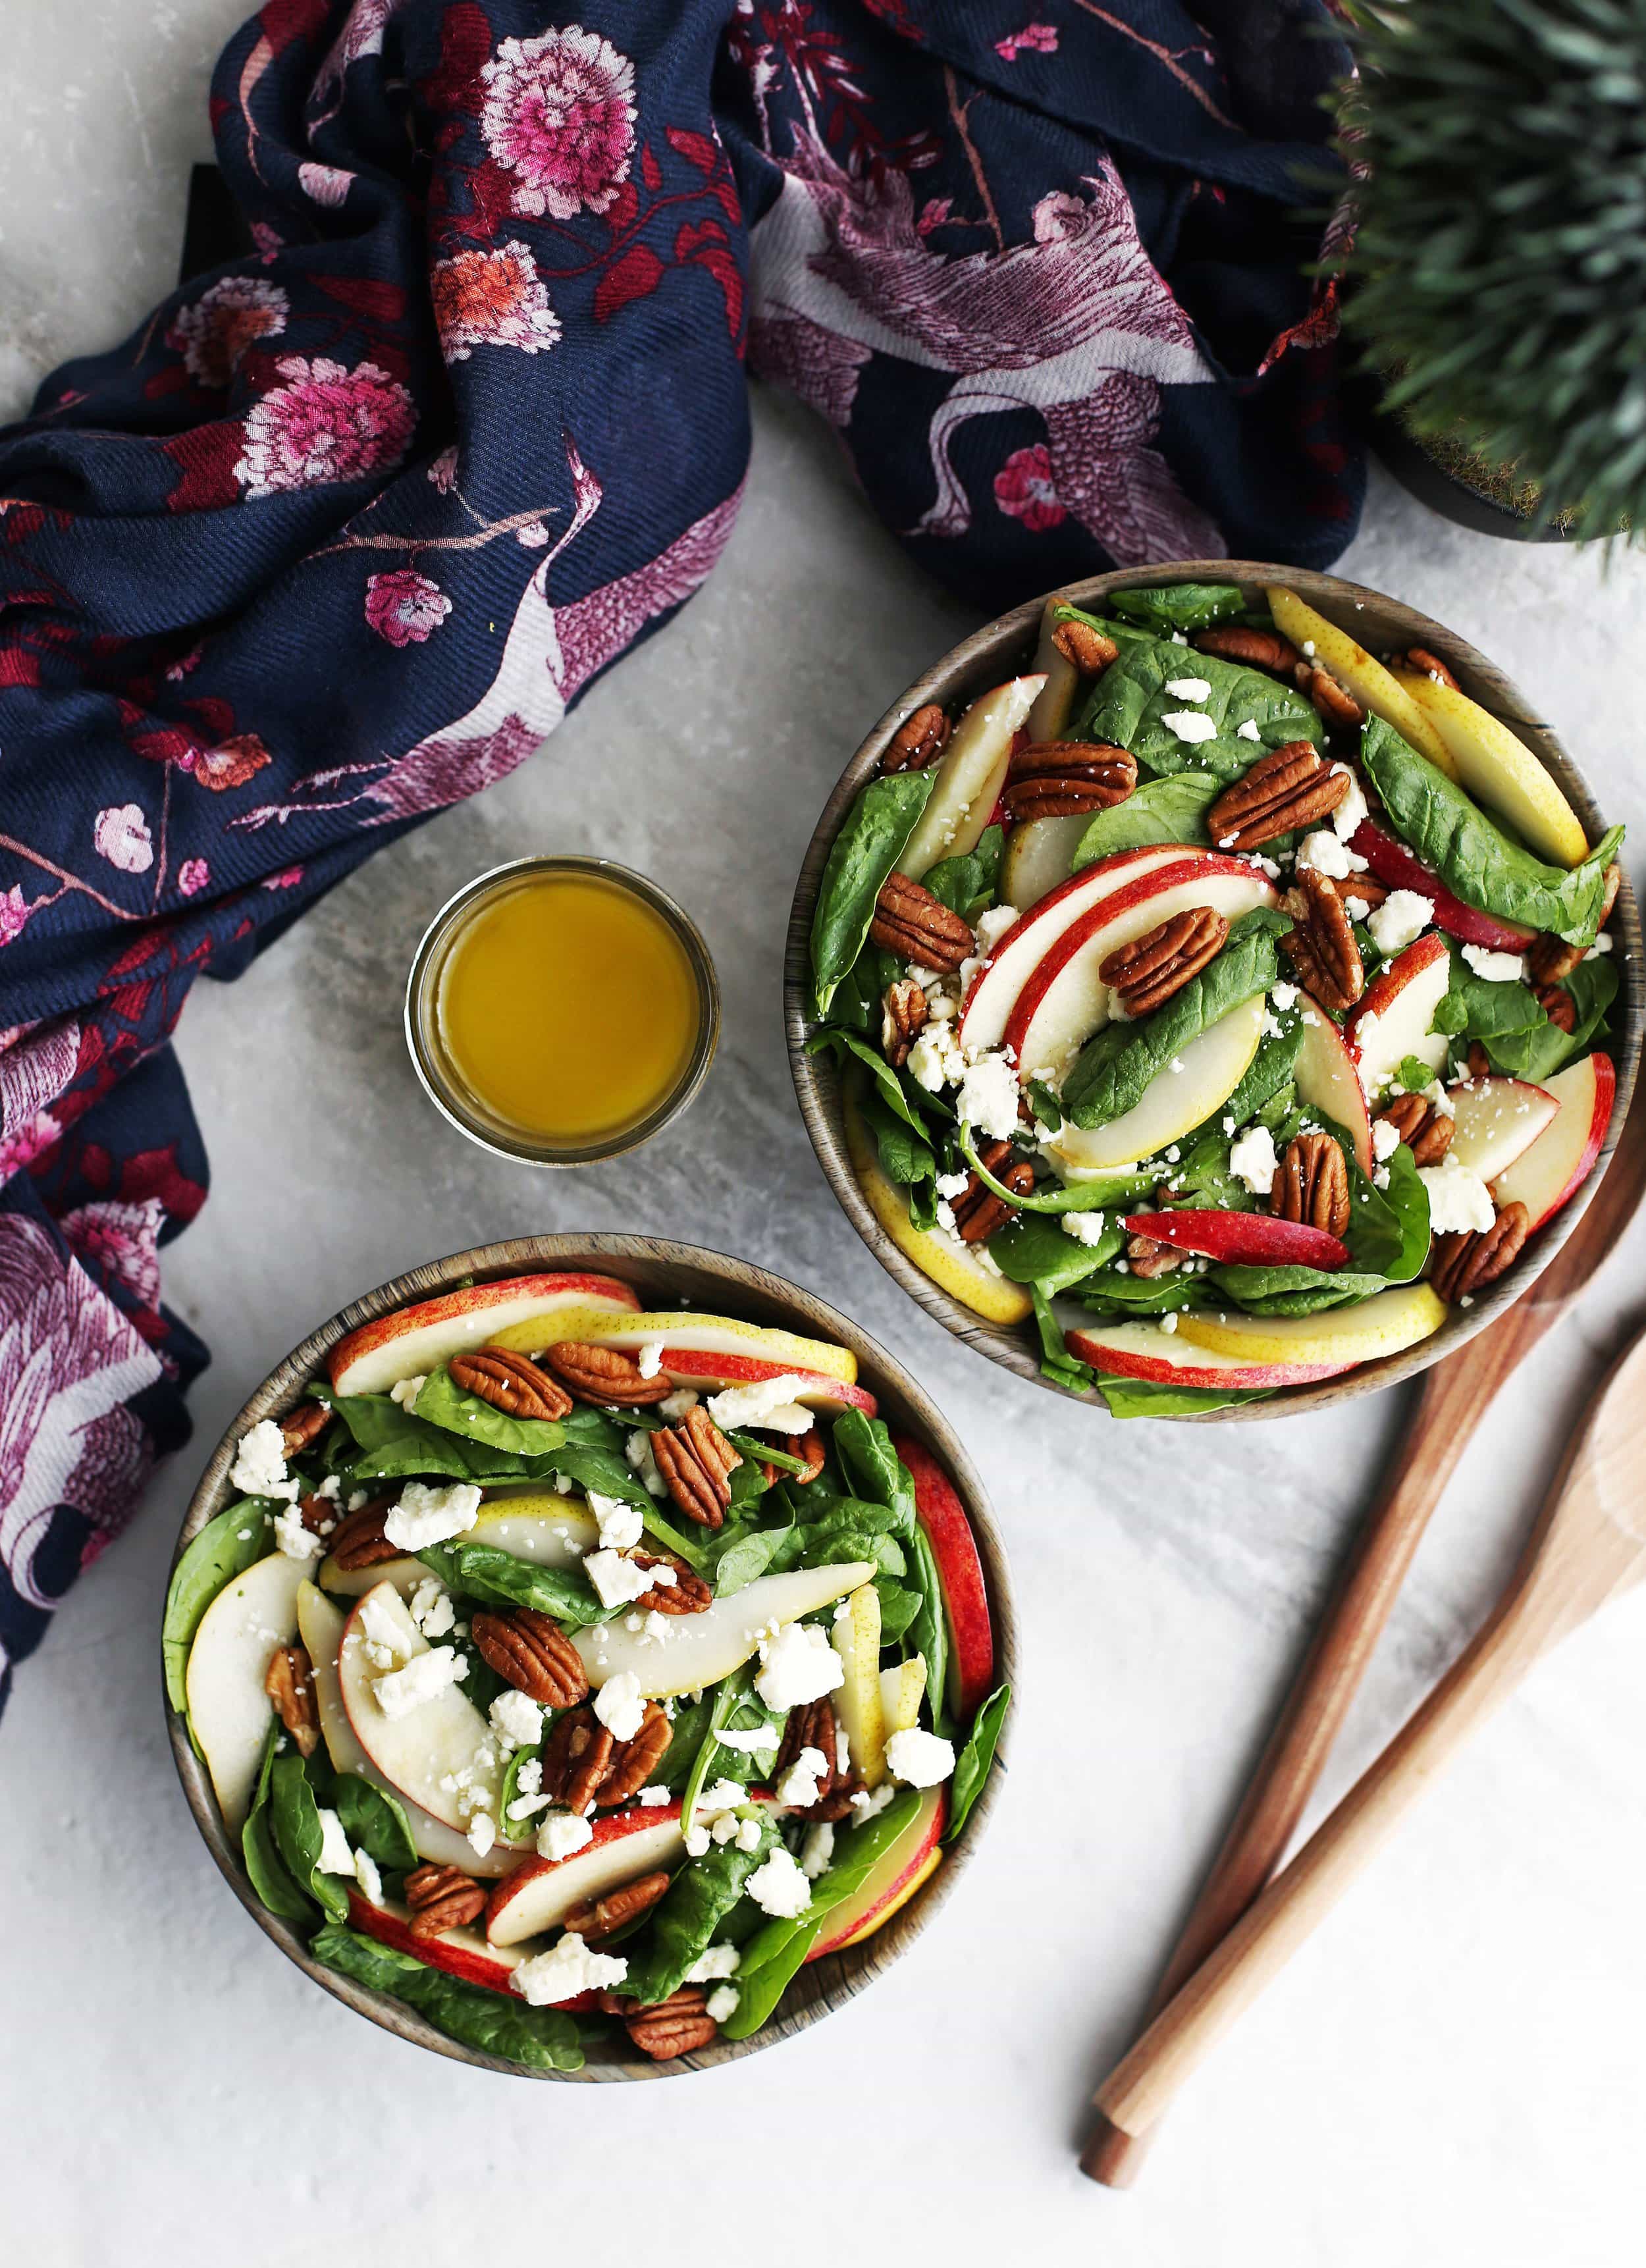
1004 858 1279 1081
1350 820 1535 954
959 845 1217 1055
346 1892 531 1994
1066 1317 1356 1388
1122 1210 1348 1271
1343 933 1452 1099
1446 1076 1559 1183
330 1273 641 1398
338 1583 504 1833
891 1435 994 1720
1292 988 1374 1175
484 1308 866 1413
806 1787 947 1961
894 675 1044 881
1489 1053 1614 1232
485 1806 689 1947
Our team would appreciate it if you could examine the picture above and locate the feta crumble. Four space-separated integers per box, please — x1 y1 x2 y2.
800 1822 836 1879
886 1727 957 1788
1371 1116 1401 1164
353 1848 383 1907
490 1689 544 1751
1461 941 1527 985
593 1670 647 1743
315 1806 354 1875
1330 766 1369 841
512 1932 627 2005
229 1419 299 1503
973 904 1020 957
1236 718 1262 743
467 1812 496 1859
955 1049 1021 1142
409 1577 456 1639
582 1550 656 1610
707 1375 816 1435
635 1338 666 1379
373 1645 465 1720
383 1480 481 1551
775 1745 830 1808
687 1943 741 1983
591 1489 646 1551
1228 1123 1279 1196
1161 709 1219 743
1163 676 1211 702
755 1620 845 1712
388 1373 427 1411
272 1505 323 1562
1062 1209 1107 1244
907 1020 967 1094
1296 828 1365 882
536 1809 595 1861
637 1785 672 1806
745 1845 813 1920
705 1984 741 2024
1419 1153 1496 1237
1367 891 1434 957
1271 982 1298 1011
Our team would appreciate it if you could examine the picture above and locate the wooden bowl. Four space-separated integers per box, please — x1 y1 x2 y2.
785 562 1642 1421
165 1235 1014 2079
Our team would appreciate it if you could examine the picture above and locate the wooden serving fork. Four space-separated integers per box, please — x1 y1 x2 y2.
1094 1318 1646 2144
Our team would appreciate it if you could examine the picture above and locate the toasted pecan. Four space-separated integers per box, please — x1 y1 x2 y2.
785 1429 825 1485
1192 625 1301 677
405 1862 487 1938
279 1402 330 1456
614 1985 719 2061
1430 1203 1529 1304
1100 905 1228 1016
629 1550 712 1615
1001 740 1136 823
868 871 974 972
543 1341 674 1406
1207 742 1348 853
883 702 950 773
1279 867 1363 1011
595 1702 672 1806
469 1606 589 1708
652 1404 741 1529
540 1705 615 1816
1537 983 1576 1034
1051 618 1119 674
264 1643 319 1758
450 1347 572 1421
1125 1232 1181 1280
326 1498 399 1571
1298 662 1366 730
882 978 927 1068
1273 1131 1350 1238
562 1870 671 1943
774 1696 841 1808
949 1138 1034 1243
1386 645 1459 690
1375 1090 1453 1169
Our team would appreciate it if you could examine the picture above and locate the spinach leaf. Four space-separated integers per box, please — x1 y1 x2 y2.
434 1543 617 1626
1212 1009 1304 1133
652 1691 716 1793
309 1923 584 2072
1341 1134 1430 1284
859 1084 937 1189
924 824 1003 918
830 1413 914 1531
621 1812 780 2005
412 1365 568 1459
269 1754 350 1923
988 1209 1123 1290
810 773 935 1018
830 943 901 1036
1209 1264 1387 1316
163 1501 273 1714
1078 637 1321 782
1360 714 1623 944
1394 1053 1441 1095
1031 1284 1094 1396
906 1526 950 1724
1023 1076 1065 1132
330 1392 551 1485
874 1580 922 1643
705 1520 790 1597
242 1720 316 1924
524 1437 711 1569
958 1132 1153 1216
1063 909 1290 1129
1092 1373 1275 1419
681 1665 758 1830
1106 582 1250 633
1441 953 1618 1082
1074 772 1222 864
330 1774 419 1872
1076 1267 1207 1316
945 1683 1011 1843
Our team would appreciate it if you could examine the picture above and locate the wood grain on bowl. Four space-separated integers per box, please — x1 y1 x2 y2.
164 1236 1013 2080
784 563 1641 1421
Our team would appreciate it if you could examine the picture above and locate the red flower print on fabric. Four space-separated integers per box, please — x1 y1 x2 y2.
431 240 561 361
992 442 1065 530
365 569 453 646
232 356 415 497
479 26 637 220
166 275 288 389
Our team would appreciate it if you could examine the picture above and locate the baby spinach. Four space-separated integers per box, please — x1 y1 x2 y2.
1209 1265 1387 1316
874 1580 922 1643
309 1924 584 2072
242 1721 316 1924
831 1412 915 1532
958 1132 1153 1216
432 1543 618 1627
1106 582 1251 633
945 1683 1011 1844
331 1774 419 1872
906 1525 950 1722
1092 1373 1275 1419
681 1664 758 1831
1030 1284 1095 1399
331 1392 554 1485
1077 638 1320 782
1076 1269 1207 1316
810 772 935 1018
1341 1135 1430 1284
988 1209 1123 1290
270 1754 351 1923
923 824 1003 919
652 1691 716 1793
412 1366 568 1459
1359 714 1624 944
859 1085 937 1192
828 943 901 1036
1213 1009 1304 1132
163 1501 273 1714
809 1027 937 1141
622 1812 779 2005
1439 953 1618 1082
1063 909 1291 1130
1074 772 1222 865
1023 1076 1065 1132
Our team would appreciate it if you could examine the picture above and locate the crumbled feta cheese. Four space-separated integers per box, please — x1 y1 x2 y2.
755 1620 845 1712
934 1169 970 1201
1160 1312 1179 1335
849 1783 897 1827
1271 982 1298 1011
1371 1117 1401 1163
1330 766 1369 841
705 1984 741 2024
553 1471 577 1494
1419 1153 1497 1237
1061 1209 1107 1244
272 1505 323 1561
467 1811 496 1859
591 1489 646 1550
687 1944 741 1982
229 1419 299 1503
1344 896 1370 923
383 1479 481 1551
373 1645 465 1719
315 1806 354 1875
512 1932 627 2005
955 1049 1021 1142
800 1822 836 1879
313 1473 341 1504
1161 708 1219 743
907 1020 967 1093
745 1845 813 1920
1236 718 1262 743
583 1548 656 1609
490 1689 544 1751
1163 676 1211 702
714 1724 781 1754
836 1723 851 1774
658 1390 699 1425
637 1785 672 1806
593 1670 647 1743
776 1745 830 1808
388 1373 427 1411
1296 828 1365 882
1586 933 1614 957
536 1808 595 1860
1367 891 1434 957
1461 942 1527 985
353 1847 383 1907
973 904 1019 957
707 1375 816 1435
410 1577 456 1639
623 1431 668 1497
1228 1123 1279 1196
885 1727 957 1787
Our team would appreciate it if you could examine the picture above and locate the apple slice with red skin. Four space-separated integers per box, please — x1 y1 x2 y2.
891 1435 994 1720
1065 1317 1356 1388
805 1787 947 1961
1350 820 1535 954
338 1583 504 1834
631 1352 875 1420
1343 932 1452 1099
1489 1053 1614 1232
330 1273 641 1398
1445 1075 1559 1183
1292 987 1375 1176
485 1307 871 1415
1122 1210 1349 1271
485 1805 695 1946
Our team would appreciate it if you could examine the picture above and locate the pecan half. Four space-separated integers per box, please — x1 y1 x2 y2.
786 1429 825 1485
1528 866 1617 988
807 1775 864 1823
1279 866 1363 1011
541 1705 616 1815
279 1402 330 1456
469 1606 589 1707
264 1643 319 1758
1207 742 1348 852
1315 870 1387 914
882 978 927 1068
543 1341 674 1406
1537 983 1576 1034
450 1346 573 1421
595 1701 672 1806
298 1491 339 1537
868 871 974 972
615 1985 718 2061
774 1695 839 1808
884 702 950 773
630 1551 712 1616
1125 1232 1181 1280
1192 625 1301 677
1466 1041 1493 1081
562 1870 671 1943
1002 740 1136 822
326 1497 399 1571
1386 645 1459 691
1375 1090 1453 1168
405 1862 487 1939
1100 905 1228 1016
1051 618 1118 675
1430 1202 1529 1304
1298 662 1366 729
949 1138 1034 1243
652 1405 741 1529
1273 1131 1350 1238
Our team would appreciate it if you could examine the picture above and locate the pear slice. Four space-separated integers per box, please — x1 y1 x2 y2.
879 1654 928 1740
831 1583 887 1789
894 675 1044 881
572 1562 874 1701
1044 995 1267 1177
845 1092 1033 1326
185 1551 307 1837
1394 671 1591 866
1267 588 1455 774
337 1581 504 1834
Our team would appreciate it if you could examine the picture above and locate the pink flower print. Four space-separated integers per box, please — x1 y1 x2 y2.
427 446 460 493
0 885 36 947
263 867 304 891
232 356 416 498
0 1107 61 1179
60 1197 167 1313
480 26 637 221
365 569 453 647
176 858 209 897
996 22 1059 61
166 275 288 389
993 444 1066 531
431 240 561 362
250 222 283 263
298 161 354 207
92 804 154 875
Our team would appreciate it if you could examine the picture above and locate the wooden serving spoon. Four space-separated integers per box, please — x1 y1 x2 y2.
1095 1317 1646 2139
1081 1076 1646 2184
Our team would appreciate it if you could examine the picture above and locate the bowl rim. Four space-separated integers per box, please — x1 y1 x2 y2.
164 1234 1015 2080
784 559 1642 1422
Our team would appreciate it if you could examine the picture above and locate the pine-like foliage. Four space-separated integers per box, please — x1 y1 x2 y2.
1344 0 1646 535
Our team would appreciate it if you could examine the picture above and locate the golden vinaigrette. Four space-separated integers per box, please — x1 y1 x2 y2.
435 870 703 1147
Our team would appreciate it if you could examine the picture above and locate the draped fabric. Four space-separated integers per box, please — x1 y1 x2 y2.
0 0 1359 1704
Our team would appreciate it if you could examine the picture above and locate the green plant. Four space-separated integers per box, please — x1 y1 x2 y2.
1342 0 1646 536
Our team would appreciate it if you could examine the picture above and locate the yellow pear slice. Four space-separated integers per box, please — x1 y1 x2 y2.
1394 672 1590 866
832 1582 888 1789
1045 994 1267 1177
1177 1281 1447 1367
1267 588 1455 775
845 1092 1033 1326
1026 596 1082 743
895 674 1044 880
572 1562 874 1700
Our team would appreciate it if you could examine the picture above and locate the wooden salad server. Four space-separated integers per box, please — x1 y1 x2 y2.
1094 1317 1646 2142
1081 1079 1646 2184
